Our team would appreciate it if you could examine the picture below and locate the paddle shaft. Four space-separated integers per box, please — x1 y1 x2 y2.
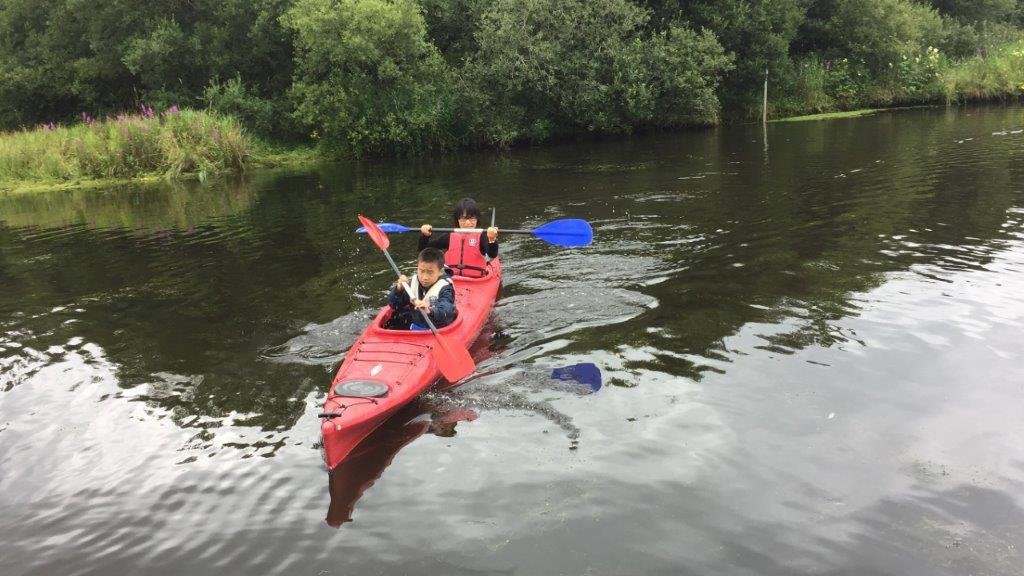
359 216 591 247
432 227 532 235
381 249 443 334
431 227 583 240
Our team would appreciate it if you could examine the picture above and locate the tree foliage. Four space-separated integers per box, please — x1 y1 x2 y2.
1 0 1023 152
825 0 945 73
0 0 292 128
931 0 1017 24
458 0 731 145
282 0 453 155
680 0 808 115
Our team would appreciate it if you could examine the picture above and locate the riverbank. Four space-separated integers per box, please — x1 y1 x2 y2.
774 109 883 123
4 48 1023 196
0 108 318 195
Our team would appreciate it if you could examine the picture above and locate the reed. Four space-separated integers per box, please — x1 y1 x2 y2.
0 107 251 188
940 42 1024 103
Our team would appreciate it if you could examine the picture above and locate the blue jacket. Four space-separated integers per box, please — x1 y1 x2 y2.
387 276 457 328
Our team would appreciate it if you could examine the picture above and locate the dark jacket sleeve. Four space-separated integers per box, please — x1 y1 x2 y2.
387 283 410 310
428 283 456 328
479 230 498 258
419 231 450 252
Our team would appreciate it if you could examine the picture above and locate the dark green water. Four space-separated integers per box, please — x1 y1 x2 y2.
2 106 1023 575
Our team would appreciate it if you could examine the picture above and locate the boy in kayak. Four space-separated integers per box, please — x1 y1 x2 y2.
419 197 498 278
385 247 456 330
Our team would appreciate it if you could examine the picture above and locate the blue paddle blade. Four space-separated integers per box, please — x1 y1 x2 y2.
355 222 413 234
532 219 593 247
551 363 602 392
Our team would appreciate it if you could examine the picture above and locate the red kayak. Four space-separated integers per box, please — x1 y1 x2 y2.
319 258 502 470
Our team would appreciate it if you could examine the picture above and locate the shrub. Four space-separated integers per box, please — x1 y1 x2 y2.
204 77 302 142
0 108 250 185
940 41 1024 101
282 0 454 156
778 55 835 115
826 0 945 74
613 26 733 127
458 0 731 146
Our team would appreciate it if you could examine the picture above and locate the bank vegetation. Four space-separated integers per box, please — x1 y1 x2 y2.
1 0 1023 188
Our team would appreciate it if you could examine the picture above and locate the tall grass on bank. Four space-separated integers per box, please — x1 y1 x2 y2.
941 42 1024 103
0 108 250 187
775 42 1024 120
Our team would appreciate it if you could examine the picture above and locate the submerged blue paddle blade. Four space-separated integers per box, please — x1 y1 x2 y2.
531 219 593 247
551 363 602 392
355 222 413 234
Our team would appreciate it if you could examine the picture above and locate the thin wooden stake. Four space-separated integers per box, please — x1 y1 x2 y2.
762 67 769 125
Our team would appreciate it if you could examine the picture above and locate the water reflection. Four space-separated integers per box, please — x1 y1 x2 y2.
1 105 1023 575
326 397 478 526
326 361 603 525
0 176 259 232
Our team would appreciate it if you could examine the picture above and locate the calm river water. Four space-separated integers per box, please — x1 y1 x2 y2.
2 106 1024 575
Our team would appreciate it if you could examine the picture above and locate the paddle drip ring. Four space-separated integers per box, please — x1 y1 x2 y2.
334 380 389 398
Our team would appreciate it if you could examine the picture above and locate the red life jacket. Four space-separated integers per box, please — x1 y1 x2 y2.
445 232 488 278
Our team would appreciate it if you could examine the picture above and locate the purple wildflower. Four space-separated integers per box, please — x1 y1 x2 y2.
80 112 94 125
165 104 180 116
139 103 155 119
42 122 57 131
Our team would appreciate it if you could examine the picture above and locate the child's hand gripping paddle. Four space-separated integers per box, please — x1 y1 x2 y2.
357 214 475 383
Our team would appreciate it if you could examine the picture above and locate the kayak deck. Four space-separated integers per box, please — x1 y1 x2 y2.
320 258 502 470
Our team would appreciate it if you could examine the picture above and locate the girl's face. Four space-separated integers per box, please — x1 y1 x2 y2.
457 213 478 229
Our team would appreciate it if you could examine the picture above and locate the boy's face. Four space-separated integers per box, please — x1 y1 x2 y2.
416 260 443 288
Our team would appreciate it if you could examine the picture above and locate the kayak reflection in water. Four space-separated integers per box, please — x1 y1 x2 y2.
384 247 455 330
326 399 477 527
325 362 602 525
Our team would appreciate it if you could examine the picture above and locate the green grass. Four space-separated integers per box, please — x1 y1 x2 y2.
773 109 882 123
940 41 1024 103
0 108 266 193
249 142 319 169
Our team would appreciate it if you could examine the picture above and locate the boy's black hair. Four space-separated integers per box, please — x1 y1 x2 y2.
418 247 445 268
451 197 481 225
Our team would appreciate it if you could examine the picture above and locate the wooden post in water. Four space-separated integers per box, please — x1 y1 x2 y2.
762 68 768 125
762 67 769 159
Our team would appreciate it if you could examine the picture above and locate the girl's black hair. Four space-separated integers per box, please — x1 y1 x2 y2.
451 197 481 225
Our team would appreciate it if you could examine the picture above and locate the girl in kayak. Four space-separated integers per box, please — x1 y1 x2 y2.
419 197 498 278
386 247 456 330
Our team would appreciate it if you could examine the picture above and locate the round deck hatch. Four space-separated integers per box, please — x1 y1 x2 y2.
333 380 389 398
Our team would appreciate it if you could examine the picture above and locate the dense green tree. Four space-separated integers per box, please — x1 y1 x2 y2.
931 0 1017 24
283 0 453 155
0 0 135 127
680 0 808 116
825 0 945 72
457 0 731 145
612 25 734 127
0 0 293 130
419 0 495 62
